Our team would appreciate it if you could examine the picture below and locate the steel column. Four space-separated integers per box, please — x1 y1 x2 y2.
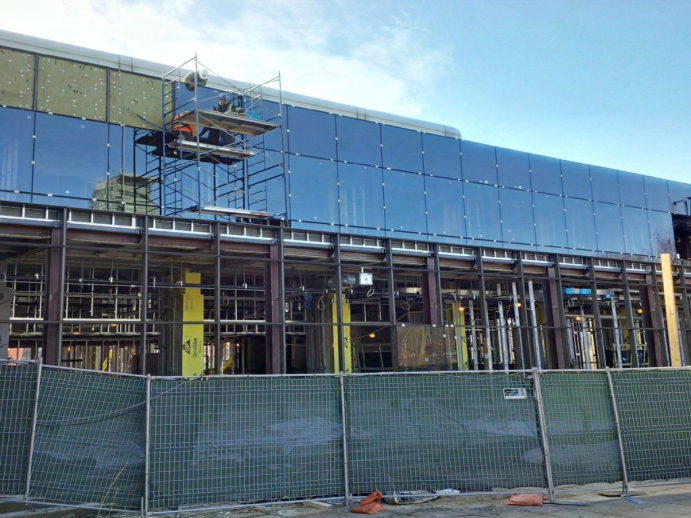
214 221 222 374
588 258 607 368
386 241 399 371
43 209 66 366
265 238 283 374
139 216 149 375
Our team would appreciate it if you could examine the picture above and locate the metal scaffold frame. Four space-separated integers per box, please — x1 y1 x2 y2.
134 55 286 221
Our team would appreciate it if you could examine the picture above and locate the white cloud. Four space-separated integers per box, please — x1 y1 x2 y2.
0 0 451 118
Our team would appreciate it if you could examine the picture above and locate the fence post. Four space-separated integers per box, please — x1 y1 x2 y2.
605 368 630 497
531 368 555 502
338 372 350 506
24 358 42 500
144 374 151 516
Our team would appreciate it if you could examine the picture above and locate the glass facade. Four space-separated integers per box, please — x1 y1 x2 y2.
0 43 688 260
2 36 691 381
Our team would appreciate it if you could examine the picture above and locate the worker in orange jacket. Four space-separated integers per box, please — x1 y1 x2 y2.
170 112 197 141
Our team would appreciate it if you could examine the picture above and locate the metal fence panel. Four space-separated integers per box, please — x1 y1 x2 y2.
148 375 343 511
29 367 146 509
0 360 37 496
540 372 621 486
611 369 691 482
345 373 546 495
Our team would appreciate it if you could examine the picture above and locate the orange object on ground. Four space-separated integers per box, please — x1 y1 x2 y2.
351 490 386 514
505 493 545 506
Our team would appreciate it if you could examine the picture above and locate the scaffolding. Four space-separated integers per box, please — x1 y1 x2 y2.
135 55 286 221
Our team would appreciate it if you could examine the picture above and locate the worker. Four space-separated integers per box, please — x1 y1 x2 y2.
170 111 197 141
200 94 235 146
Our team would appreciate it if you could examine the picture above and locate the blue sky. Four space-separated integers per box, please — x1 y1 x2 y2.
2 0 690 182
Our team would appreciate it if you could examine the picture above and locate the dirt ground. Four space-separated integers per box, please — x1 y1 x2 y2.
2 483 691 518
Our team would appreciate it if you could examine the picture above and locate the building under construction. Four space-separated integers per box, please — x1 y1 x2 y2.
2 29 691 376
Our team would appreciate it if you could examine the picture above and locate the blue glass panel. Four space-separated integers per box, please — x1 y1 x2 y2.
196 86 227 110
461 140 497 184
178 161 201 210
247 100 283 152
287 106 336 159
668 181 691 212
34 113 108 200
621 206 652 256
336 116 382 166
499 188 535 244
533 192 567 248
381 125 423 172
425 177 465 238
617 170 646 208
464 182 502 242
108 124 135 175
338 163 385 234
496 147 531 190
32 195 91 209
561 160 592 200
0 107 34 198
644 176 670 212
529 154 562 195
256 175 286 217
590 165 620 204
174 82 195 111
648 210 674 255
288 155 338 225
564 198 597 250
383 170 426 234
594 202 624 253
422 134 461 179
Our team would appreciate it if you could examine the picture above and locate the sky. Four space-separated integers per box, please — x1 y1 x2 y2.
1 0 690 182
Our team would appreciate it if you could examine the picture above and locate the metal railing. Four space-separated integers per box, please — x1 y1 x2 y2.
3 359 691 514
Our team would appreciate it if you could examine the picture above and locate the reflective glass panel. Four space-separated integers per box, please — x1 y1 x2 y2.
464 182 502 242
425 177 465 238
338 163 385 234
590 165 620 204
564 198 597 250
247 100 283 152
644 176 670 212
594 202 624 253
422 133 462 179
0 107 34 197
97 125 152 213
288 155 338 225
617 170 646 208
287 106 336 159
533 192 567 248
496 147 531 190
499 188 535 244
179 161 202 211
383 170 426 234
561 160 592 200
648 210 674 255
257 175 286 218
529 154 562 195
668 181 691 212
381 125 423 172
336 116 382 166
33 113 108 201
621 206 652 256
245 152 286 216
32 194 91 209
108 124 135 177
461 140 497 184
